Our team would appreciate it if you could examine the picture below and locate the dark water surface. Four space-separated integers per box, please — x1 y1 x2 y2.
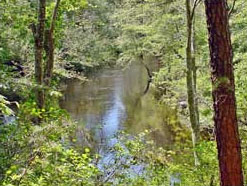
60 62 177 153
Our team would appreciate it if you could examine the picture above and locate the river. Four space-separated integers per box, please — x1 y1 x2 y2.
60 61 178 154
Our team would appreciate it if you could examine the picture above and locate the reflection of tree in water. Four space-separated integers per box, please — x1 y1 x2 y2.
122 62 181 147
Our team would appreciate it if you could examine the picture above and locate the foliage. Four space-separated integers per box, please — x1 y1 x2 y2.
167 141 219 186
1 0 247 185
0 0 34 62
95 130 219 186
59 0 120 74
0 0 88 79
0 100 98 186
232 1 247 121
0 95 13 116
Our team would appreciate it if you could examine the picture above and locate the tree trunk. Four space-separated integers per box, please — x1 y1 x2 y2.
186 0 200 166
191 8 200 127
44 0 61 86
44 30 54 87
32 0 46 109
204 0 243 185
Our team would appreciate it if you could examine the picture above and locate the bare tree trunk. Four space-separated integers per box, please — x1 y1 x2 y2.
186 0 200 166
32 0 46 109
191 9 200 127
204 0 243 185
44 0 61 86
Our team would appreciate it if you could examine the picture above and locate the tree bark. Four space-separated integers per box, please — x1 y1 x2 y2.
186 0 200 166
32 0 46 109
44 30 54 87
204 0 243 185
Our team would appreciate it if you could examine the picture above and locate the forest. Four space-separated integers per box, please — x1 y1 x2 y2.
0 0 247 185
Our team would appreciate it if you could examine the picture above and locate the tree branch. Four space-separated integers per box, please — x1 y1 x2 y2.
228 0 237 17
50 0 61 33
190 0 202 20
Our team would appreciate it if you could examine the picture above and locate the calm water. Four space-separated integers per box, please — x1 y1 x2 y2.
60 62 178 153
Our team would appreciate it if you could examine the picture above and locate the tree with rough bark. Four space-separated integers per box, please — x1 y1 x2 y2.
204 0 243 185
32 0 46 110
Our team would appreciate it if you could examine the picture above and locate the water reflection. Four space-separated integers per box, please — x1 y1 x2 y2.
60 62 177 152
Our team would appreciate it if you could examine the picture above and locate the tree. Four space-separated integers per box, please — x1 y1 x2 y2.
44 0 61 86
31 0 87 110
185 0 201 166
31 0 62 109
31 0 46 110
204 0 243 185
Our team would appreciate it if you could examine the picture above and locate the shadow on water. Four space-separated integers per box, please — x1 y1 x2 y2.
60 60 179 154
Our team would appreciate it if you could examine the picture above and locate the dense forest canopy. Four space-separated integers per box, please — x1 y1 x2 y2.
1 0 247 185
